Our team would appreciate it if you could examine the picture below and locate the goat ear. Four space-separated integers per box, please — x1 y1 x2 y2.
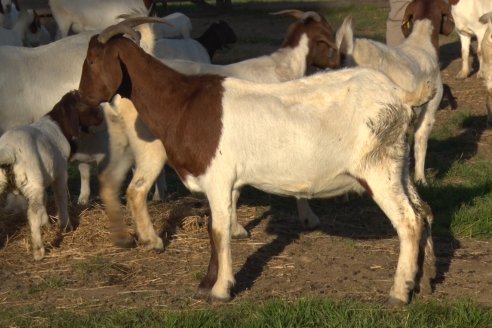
336 16 354 55
401 14 413 37
440 14 455 35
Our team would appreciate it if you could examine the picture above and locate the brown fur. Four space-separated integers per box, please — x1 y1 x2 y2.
197 219 219 296
47 90 103 151
281 14 340 69
402 0 455 58
79 36 225 179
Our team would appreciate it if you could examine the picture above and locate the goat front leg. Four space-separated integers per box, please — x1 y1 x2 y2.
197 183 235 302
77 162 91 205
99 151 135 248
52 170 72 232
457 34 471 79
296 198 319 229
487 88 492 127
151 169 168 201
231 188 248 239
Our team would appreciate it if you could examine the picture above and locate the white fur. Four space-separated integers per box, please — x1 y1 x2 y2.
151 12 192 39
0 116 72 260
479 11 492 126
0 9 50 47
336 17 441 185
451 0 492 79
49 0 149 38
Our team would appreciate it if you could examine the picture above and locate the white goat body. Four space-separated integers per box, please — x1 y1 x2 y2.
49 0 150 38
451 0 492 79
479 11 492 126
0 116 72 260
150 12 192 39
337 18 441 184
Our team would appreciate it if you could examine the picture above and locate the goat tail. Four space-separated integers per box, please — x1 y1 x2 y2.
403 78 438 108
0 146 16 166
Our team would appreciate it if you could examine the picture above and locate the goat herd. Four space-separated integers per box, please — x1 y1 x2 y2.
0 0 490 305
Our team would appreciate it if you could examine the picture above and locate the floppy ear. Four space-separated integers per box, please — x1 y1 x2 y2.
401 1 416 37
439 0 455 35
48 91 82 140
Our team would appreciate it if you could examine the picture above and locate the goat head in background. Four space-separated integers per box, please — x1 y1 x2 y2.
402 0 454 57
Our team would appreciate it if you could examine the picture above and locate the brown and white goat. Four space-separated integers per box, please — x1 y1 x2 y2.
0 91 102 260
76 20 437 305
86 11 340 251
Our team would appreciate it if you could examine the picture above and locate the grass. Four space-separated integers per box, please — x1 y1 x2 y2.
0 298 490 327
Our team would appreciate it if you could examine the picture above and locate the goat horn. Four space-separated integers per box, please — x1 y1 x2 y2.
270 9 305 20
303 11 322 23
98 16 172 44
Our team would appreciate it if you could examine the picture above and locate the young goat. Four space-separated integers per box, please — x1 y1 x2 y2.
76 20 437 305
83 11 339 252
336 17 441 185
0 91 102 260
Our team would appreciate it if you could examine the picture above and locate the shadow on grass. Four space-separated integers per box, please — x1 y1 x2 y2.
231 173 490 298
426 115 489 180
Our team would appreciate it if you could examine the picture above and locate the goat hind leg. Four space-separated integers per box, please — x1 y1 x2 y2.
26 192 48 260
365 171 423 305
127 160 165 250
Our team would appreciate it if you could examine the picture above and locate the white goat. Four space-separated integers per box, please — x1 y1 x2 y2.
77 23 438 304
49 0 151 38
0 17 194 206
336 17 441 185
84 11 339 252
153 12 191 39
0 0 16 29
450 0 492 79
479 11 492 126
0 91 94 260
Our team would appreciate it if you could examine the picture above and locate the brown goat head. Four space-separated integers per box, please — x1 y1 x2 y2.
402 0 455 56
79 36 126 107
271 10 340 69
48 90 103 141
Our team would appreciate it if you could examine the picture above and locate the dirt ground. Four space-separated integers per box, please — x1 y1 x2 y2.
1 1 492 313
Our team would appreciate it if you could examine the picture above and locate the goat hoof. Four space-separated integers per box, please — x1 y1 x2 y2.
231 224 249 239
418 280 432 296
33 247 45 261
113 236 136 249
387 296 407 307
194 287 211 300
455 71 468 80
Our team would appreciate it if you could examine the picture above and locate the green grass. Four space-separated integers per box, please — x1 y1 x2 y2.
1 298 490 328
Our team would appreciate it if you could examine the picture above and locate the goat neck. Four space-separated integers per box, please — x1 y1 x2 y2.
79 35 225 178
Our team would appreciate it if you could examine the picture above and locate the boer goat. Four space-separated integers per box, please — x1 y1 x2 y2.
76 20 437 305
0 91 102 260
89 11 339 251
449 0 492 79
337 17 441 185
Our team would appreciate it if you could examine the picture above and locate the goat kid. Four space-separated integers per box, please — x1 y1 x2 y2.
336 17 441 185
0 91 102 260
77 23 437 305
86 11 339 251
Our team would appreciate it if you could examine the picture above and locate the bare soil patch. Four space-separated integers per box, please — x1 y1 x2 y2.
1 1 491 313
